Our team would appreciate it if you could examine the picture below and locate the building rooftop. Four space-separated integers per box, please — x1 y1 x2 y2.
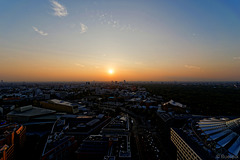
103 116 129 130
42 131 76 158
103 156 115 160
77 135 131 159
164 99 186 108
50 99 76 107
7 105 56 118
196 117 240 157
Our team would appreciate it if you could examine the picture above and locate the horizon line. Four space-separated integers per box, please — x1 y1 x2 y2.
1 80 239 83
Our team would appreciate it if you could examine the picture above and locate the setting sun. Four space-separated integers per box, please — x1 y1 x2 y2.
108 69 114 74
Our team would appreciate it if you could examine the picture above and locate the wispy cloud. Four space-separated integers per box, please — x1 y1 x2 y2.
75 63 85 67
233 57 240 60
50 0 68 17
96 11 136 32
185 65 201 70
80 23 88 34
32 26 48 36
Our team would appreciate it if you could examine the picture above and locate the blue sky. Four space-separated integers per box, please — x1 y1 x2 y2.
0 0 240 81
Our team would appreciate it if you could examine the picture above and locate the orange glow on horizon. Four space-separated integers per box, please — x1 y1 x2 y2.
1 59 239 82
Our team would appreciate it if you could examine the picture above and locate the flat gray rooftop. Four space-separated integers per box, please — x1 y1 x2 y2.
7 106 56 117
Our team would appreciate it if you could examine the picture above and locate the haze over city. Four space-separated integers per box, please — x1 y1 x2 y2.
1 2 240 159
1 0 240 82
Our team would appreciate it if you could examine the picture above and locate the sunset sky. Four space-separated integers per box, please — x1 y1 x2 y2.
0 0 240 82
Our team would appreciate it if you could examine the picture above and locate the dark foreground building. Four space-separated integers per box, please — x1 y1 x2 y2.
76 135 131 160
171 117 240 160
0 123 26 160
41 119 78 160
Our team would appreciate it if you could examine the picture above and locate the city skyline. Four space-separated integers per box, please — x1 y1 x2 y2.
1 0 240 82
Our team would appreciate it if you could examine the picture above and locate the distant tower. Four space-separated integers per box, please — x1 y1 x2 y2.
124 80 126 84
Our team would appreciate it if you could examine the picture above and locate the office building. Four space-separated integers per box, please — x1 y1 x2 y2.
0 124 26 160
101 116 130 136
41 119 77 160
76 135 131 160
40 99 79 114
171 117 240 160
